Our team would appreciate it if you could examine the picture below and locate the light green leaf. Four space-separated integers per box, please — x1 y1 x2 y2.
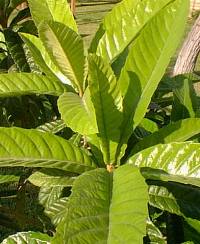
0 174 20 184
29 169 76 187
37 120 66 134
146 219 166 244
39 186 63 209
148 181 200 219
20 33 71 85
45 197 68 226
97 0 174 62
128 142 200 185
0 73 67 97
140 118 158 134
88 54 122 164
130 118 200 155
39 21 86 94
52 165 148 243
117 0 189 156
28 0 77 32
0 127 95 174
1 231 51 244
58 92 98 135
183 218 200 243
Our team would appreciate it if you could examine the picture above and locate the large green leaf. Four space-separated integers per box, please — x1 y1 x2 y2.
1 231 51 244
58 92 98 135
0 73 67 97
28 0 77 32
130 118 200 155
148 181 200 220
88 54 122 163
97 0 174 62
0 127 95 174
39 21 86 94
127 142 200 185
116 0 189 157
52 165 148 243
20 33 70 84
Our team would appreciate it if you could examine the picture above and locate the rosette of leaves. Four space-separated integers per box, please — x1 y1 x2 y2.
0 0 200 243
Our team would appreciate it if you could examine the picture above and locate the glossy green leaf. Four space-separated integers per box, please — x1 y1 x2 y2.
52 165 148 243
0 73 67 97
140 118 158 134
0 127 95 174
1 231 51 244
45 197 68 226
88 54 122 163
28 0 77 32
148 181 200 220
37 120 66 134
130 118 200 155
97 0 174 62
58 92 98 135
39 186 63 209
20 33 70 84
29 169 76 187
171 75 197 121
39 21 86 94
146 219 166 244
116 0 189 157
128 142 200 180
4 29 30 72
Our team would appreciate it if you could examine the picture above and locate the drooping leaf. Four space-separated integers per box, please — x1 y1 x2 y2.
39 21 86 94
130 118 200 155
52 165 148 243
0 73 67 97
28 0 77 32
1 231 51 244
29 169 76 187
88 54 122 164
4 29 30 72
148 181 200 220
58 92 98 135
45 197 68 226
36 120 66 134
0 127 95 174
20 33 70 84
97 0 175 62
116 0 189 158
128 142 200 186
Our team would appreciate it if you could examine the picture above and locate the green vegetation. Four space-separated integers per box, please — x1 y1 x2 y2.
0 0 200 243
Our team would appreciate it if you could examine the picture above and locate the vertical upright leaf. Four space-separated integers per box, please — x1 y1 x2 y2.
116 0 189 159
28 0 77 32
88 54 122 164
